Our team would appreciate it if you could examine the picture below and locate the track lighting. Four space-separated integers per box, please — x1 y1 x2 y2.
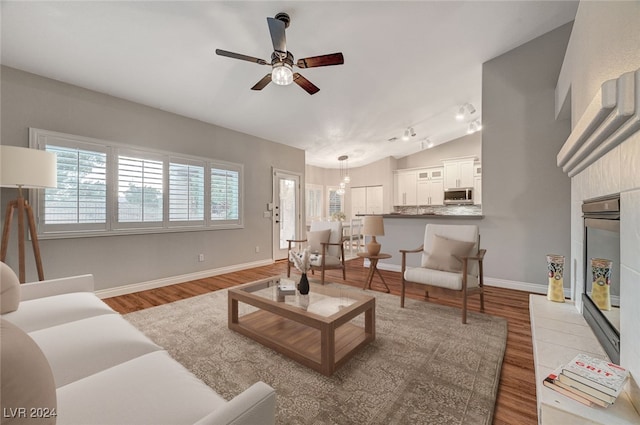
420 138 434 150
456 103 476 121
467 119 482 134
402 127 415 141
467 103 476 115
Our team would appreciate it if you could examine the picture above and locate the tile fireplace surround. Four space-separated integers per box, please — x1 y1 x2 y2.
532 67 640 423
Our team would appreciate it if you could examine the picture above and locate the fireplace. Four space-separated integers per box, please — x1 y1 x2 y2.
582 194 620 364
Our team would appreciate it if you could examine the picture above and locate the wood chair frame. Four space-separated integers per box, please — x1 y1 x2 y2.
286 238 346 285
400 236 486 324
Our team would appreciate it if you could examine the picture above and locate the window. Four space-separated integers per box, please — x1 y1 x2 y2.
30 128 243 238
211 166 240 222
169 161 205 223
305 184 323 223
327 186 344 217
117 153 164 226
41 143 108 233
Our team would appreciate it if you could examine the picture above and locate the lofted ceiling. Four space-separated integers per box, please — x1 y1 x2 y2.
0 1 578 168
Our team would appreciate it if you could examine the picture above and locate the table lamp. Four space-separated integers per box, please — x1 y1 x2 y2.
362 215 384 256
1 146 57 282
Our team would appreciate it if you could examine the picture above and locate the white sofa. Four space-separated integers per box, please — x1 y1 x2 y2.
0 265 276 425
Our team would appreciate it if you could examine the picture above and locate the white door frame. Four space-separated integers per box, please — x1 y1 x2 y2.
272 168 302 261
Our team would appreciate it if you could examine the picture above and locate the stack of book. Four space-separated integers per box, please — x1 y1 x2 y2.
277 280 297 296
543 353 629 408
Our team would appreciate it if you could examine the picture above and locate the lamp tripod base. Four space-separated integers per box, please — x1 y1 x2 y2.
0 193 45 283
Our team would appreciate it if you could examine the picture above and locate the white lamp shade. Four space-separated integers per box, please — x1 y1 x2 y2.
362 215 384 236
0 146 57 188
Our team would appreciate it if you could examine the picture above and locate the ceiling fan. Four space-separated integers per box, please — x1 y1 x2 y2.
215 12 344 95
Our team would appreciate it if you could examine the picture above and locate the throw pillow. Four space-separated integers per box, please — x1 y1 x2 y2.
1 261 20 314
423 234 475 273
307 229 331 254
0 319 57 425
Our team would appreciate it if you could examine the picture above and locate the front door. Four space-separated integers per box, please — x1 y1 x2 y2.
272 169 301 261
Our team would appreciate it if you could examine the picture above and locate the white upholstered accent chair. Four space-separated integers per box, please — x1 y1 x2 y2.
287 221 346 285
400 224 486 324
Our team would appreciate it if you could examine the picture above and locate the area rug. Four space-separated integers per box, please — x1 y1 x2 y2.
125 284 507 425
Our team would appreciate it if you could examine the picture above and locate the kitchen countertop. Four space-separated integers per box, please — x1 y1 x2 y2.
357 214 484 219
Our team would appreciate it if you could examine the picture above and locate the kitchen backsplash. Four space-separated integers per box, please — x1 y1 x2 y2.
392 205 482 215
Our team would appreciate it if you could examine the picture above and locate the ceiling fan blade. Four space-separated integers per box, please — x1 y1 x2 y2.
215 49 268 65
296 52 344 69
267 17 287 58
251 74 272 91
293 73 320 95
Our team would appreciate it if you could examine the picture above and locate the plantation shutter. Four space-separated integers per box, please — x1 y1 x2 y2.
169 161 205 222
117 154 164 224
211 168 239 221
42 144 107 231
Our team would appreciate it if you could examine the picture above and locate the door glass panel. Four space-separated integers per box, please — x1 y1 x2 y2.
279 178 297 250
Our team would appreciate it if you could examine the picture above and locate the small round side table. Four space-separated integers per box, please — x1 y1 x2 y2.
356 252 391 293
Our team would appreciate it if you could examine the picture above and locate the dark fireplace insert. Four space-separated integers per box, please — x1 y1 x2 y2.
582 194 620 364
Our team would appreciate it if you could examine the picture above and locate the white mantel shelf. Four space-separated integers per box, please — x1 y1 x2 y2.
530 295 639 424
557 68 640 177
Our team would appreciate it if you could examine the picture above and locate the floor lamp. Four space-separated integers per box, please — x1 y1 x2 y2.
0 146 57 283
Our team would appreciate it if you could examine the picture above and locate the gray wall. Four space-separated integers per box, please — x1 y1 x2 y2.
481 22 572 286
1 66 305 290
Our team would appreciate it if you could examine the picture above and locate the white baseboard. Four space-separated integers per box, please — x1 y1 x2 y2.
483 277 552 295
98 259 577 300
95 259 274 299
372 261 554 295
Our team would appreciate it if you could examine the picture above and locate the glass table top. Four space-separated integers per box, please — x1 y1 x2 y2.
238 276 358 318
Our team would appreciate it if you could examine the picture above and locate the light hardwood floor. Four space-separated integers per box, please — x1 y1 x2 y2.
104 257 538 425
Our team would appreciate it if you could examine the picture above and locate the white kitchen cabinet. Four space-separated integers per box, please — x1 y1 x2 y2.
351 187 367 218
352 185 384 216
417 179 444 205
474 176 482 205
394 170 417 205
417 167 444 181
365 185 383 213
443 158 475 189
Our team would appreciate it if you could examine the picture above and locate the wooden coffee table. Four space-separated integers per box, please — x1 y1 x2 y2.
228 276 375 376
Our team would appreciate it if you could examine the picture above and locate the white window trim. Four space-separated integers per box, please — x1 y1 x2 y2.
30 128 244 239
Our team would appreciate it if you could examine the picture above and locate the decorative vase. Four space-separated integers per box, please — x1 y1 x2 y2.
546 254 565 303
298 273 310 295
591 258 612 311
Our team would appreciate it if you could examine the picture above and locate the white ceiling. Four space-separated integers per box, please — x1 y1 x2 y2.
1 1 578 168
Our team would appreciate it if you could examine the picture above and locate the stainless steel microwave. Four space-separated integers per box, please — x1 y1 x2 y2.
444 188 473 205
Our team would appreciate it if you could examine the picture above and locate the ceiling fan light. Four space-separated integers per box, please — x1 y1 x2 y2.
475 120 483 131
455 106 465 121
271 62 293 85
